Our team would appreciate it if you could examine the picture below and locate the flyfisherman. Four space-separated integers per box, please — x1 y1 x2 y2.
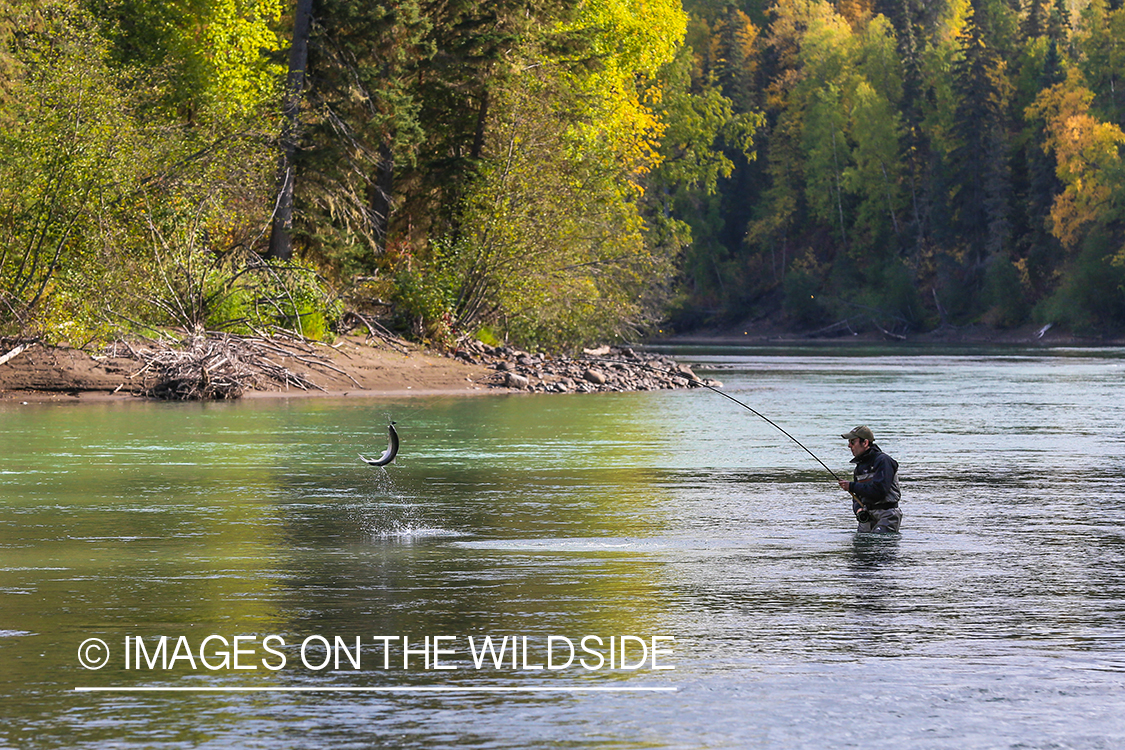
837 426 901 533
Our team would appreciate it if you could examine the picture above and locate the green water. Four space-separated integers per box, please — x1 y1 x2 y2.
2 346 1124 748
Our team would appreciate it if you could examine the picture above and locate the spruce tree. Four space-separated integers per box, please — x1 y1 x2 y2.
946 0 1013 312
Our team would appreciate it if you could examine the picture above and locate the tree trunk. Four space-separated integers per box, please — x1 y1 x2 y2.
831 127 847 251
370 141 393 247
266 0 314 261
471 89 489 160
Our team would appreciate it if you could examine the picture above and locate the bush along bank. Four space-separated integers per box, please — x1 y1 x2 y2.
453 342 722 393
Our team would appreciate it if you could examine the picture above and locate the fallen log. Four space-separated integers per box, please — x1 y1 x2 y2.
0 342 31 367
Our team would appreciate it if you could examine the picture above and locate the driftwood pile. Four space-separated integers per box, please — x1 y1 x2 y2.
452 342 721 394
116 333 353 400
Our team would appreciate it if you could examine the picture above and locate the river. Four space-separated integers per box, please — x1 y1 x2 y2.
1 344 1123 748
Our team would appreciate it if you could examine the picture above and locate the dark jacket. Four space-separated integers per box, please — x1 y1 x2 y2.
848 443 900 510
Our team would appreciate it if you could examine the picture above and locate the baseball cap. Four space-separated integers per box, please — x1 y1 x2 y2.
841 425 874 442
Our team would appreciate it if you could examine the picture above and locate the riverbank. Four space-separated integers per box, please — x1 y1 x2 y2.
660 318 1125 347
0 335 483 403
0 335 712 403
6 318 1120 403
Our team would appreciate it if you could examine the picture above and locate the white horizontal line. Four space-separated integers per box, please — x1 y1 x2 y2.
74 685 677 693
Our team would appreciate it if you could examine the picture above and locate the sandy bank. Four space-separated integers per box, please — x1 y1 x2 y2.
0 336 495 404
0 336 708 404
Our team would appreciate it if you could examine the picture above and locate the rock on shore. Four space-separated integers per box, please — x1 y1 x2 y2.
451 342 722 394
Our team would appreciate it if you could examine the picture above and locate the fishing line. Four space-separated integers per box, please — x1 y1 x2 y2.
587 357 845 484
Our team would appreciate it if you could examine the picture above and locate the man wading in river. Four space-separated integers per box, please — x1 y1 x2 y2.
837 426 902 533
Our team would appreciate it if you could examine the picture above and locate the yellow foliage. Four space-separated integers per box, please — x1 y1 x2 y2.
1027 70 1125 250
560 0 688 185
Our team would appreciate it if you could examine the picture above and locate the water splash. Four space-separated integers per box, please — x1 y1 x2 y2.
373 522 462 540
356 467 459 541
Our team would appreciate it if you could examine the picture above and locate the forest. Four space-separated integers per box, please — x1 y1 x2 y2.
1 0 1124 352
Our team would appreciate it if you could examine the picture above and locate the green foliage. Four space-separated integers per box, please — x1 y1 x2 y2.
874 260 926 326
1077 0 1125 124
91 0 284 124
295 0 431 270
560 0 687 178
11 0 1125 351
243 258 342 341
0 1 292 346
360 0 694 351
1037 228 1125 332
296 0 606 277
983 257 1030 327
0 8 143 337
672 0 1125 335
142 239 340 341
389 238 462 347
644 31 763 323
652 46 759 194
134 182 339 340
430 60 671 351
783 258 830 327
842 17 907 254
946 0 1013 271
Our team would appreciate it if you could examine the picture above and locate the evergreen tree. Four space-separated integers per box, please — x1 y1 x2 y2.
946 0 1012 304
1015 38 1066 302
1045 0 1070 45
296 0 431 270
878 0 930 259
294 0 588 273
712 8 760 112
1022 0 1046 38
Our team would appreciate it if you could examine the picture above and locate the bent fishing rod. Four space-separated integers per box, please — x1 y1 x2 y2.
587 357 845 485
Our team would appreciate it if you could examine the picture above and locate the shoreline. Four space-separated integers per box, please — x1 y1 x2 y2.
655 319 1125 347
0 335 494 404
4 323 1123 405
652 319 1125 348
0 335 709 405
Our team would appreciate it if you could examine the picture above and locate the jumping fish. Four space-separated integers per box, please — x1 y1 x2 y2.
359 422 399 466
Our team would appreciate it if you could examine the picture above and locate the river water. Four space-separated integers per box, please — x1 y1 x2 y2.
1 344 1124 749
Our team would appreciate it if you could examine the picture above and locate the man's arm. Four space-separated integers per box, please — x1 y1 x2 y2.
848 455 893 503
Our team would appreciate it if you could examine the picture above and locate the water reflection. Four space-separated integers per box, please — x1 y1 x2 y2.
849 532 901 570
844 533 903 645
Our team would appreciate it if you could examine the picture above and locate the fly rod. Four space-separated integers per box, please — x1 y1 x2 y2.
587 357 845 484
